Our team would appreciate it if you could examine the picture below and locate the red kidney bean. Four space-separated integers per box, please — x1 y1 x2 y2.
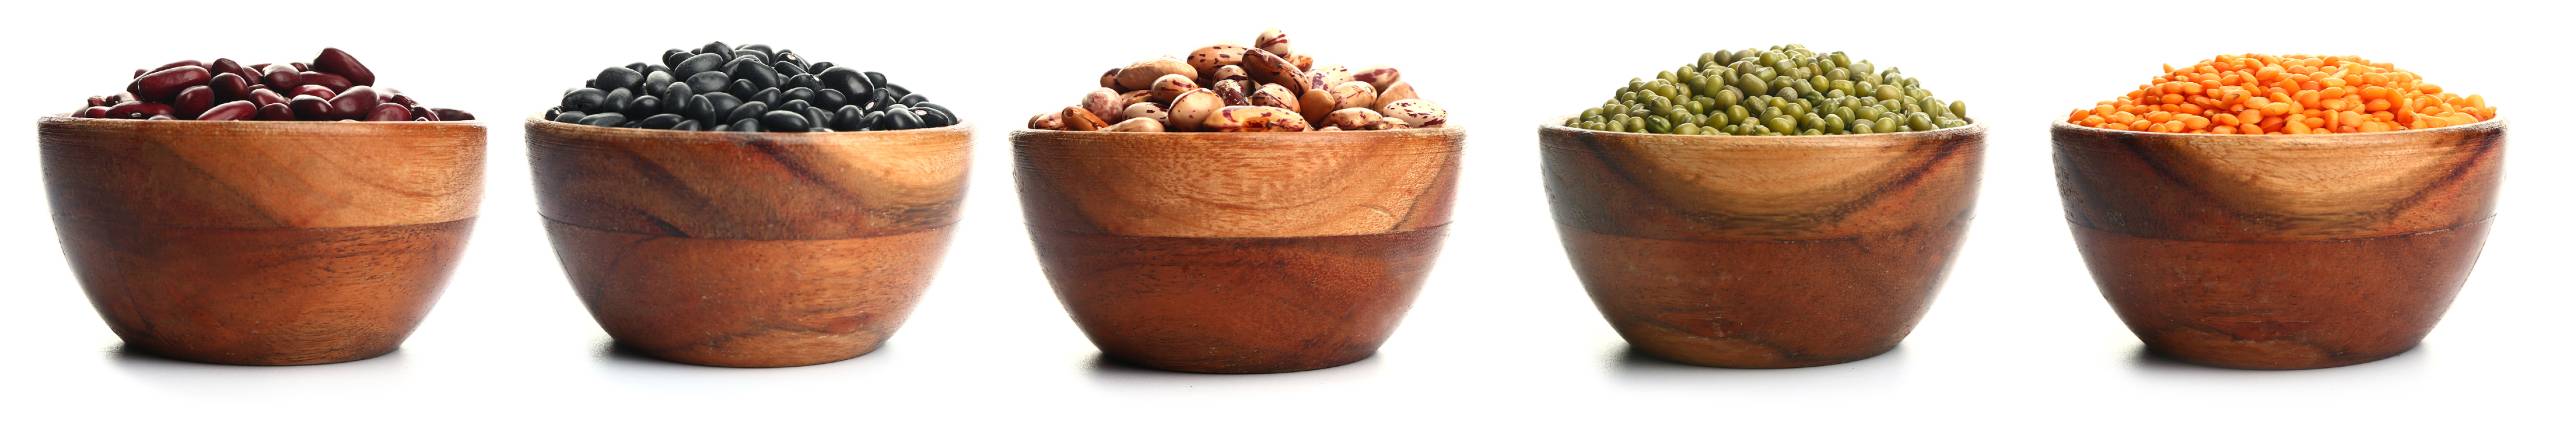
328 86 382 119
249 88 288 106
413 106 441 121
210 73 251 101
105 101 173 119
197 101 258 121
256 103 296 120
87 96 108 107
312 48 375 87
431 108 473 121
210 58 249 79
365 103 412 122
297 71 353 91
79 106 109 118
130 66 210 100
152 59 204 73
261 64 301 89
172 86 216 119
293 84 337 100
287 95 333 119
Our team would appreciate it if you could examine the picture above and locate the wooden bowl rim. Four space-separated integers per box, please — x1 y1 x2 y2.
2050 118 2504 146
525 117 970 143
1540 117 1981 149
39 115 487 135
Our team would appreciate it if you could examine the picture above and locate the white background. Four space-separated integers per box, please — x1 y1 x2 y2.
3 1 2552 431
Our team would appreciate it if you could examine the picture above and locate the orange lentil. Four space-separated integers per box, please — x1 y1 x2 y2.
2070 54 2494 134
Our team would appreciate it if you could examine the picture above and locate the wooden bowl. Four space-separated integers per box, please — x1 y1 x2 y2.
38 117 485 365
1012 127 1464 374
1541 122 1985 368
527 120 969 368
2053 120 2503 370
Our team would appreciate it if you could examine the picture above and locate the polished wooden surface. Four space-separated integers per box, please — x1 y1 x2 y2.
39 117 485 365
528 120 969 367
1542 123 1984 368
2054 120 2503 369
1013 128 1463 373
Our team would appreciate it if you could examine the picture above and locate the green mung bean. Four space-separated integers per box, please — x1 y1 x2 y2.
1575 44 1968 135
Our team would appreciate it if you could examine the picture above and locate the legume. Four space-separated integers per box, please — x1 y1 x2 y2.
2068 54 2494 134
1033 29 1447 132
548 42 955 132
72 49 471 122
1571 44 1967 136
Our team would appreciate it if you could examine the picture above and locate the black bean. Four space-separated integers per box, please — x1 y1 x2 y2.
784 74 821 91
703 92 741 118
814 89 849 110
594 67 642 91
883 106 922 130
662 82 694 109
916 102 959 123
782 86 816 103
701 42 733 59
685 95 719 123
809 62 833 73
674 53 726 79
761 110 811 132
833 105 867 130
627 95 662 118
685 71 730 93
643 70 673 95
728 61 780 93
775 62 806 77
749 87 781 107
662 49 690 67
561 89 606 112
601 88 633 113
800 106 831 130
639 113 685 129
672 119 700 131
553 110 587 124
858 111 886 131
776 99 811 114
578 112 626 127
729 117 761 132
864 72 888 91
726 101 766 125
917 107 952 128
818 66 872 100
901 93 929 106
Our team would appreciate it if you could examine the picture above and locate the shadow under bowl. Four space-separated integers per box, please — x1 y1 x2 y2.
1540 122 1986 368
2052 120 2504 370
1012 127 1465 374
527 119 971 368
39 116 486 366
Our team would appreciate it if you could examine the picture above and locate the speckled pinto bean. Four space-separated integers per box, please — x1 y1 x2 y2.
72 48 470 121
1032 28 1449 133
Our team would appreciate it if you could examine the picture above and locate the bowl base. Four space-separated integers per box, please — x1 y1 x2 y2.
64 219 471 366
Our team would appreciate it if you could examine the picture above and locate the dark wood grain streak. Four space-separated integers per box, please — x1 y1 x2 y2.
528 120 971 368
1013 128 1464 374
39 117 485 365
1540 122 1983 368
2053 121 2504 369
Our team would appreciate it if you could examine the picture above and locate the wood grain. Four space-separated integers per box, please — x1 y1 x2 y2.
39 116 485 365
529 120 970 368
1013 128 1463 374
1542 123 1983 368
2054 120 2503 369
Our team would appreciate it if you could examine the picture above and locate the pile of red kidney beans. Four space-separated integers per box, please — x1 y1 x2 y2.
71 48 471 122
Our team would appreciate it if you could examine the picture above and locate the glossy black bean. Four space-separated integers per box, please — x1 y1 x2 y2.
857 111 885 131
662 82 694 108
726 101 767 125
761 110 811 132
784 74 821 91
731 79 761 94
799 106 831 130
672 119 700 131
776 99 811 114
562 88 606 112
900 93 929 106
883 106 922 130
577 112 627 127
833 106 868 131
775 62 806 77
728 117 761 132
701 42 733 59
662 49 690 67
704 92 741 118
818 66 872 99
627 95 662 118
775 50 805 68
643 70 674 95
863 72 888 91
814 89 849 110
601 88 634 113
674 53 726 79
638 113 685 129
916 102 959 123
553 111 587 123
808 62 833 73
595 66 643 91
749 87 781 107
684 95 719 123
728 61 780 93
685 71 730 93
916 107 952 128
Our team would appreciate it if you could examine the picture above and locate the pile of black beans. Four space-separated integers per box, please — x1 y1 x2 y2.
549 42 955 132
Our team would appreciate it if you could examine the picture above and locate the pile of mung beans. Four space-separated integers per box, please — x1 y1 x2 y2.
1572 44 1966 135
1030 28 1447 132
